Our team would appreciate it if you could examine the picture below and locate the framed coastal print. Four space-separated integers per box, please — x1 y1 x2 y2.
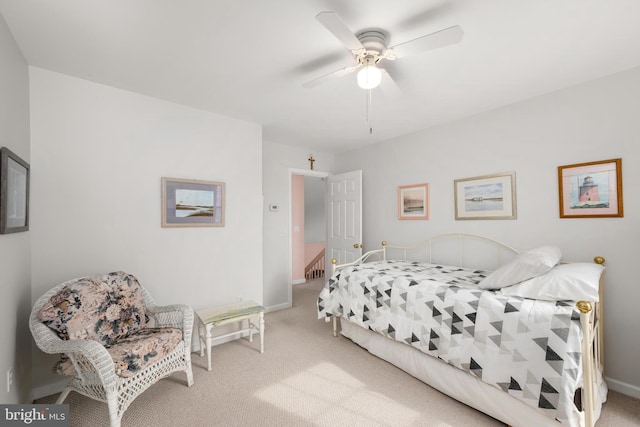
161 177 225 227
398 183 429 220
0 147 30 234
454 172 516 220
558 158 623 218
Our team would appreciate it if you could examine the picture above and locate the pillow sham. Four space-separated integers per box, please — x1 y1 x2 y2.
499 262 604 301
478 246 562 290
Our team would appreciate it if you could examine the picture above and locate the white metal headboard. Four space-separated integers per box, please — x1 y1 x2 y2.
383 233 519 269
332 233 520 274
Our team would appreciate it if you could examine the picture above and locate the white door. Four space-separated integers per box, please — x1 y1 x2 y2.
326 170 362 275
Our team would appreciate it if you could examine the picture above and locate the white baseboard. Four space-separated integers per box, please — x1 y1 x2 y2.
606 376 640 400
265 301 291 313
292 279 306 285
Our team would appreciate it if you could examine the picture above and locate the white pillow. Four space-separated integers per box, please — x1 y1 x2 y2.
478 246 562 290
500 262 604 302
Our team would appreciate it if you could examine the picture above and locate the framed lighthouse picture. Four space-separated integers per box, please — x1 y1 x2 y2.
558 158 623 218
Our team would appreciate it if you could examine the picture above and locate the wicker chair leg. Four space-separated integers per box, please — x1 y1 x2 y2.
55 388 71 404
186 365 194 387
107 394 121 427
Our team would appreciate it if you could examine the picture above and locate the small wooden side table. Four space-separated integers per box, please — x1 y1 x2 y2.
196 301 265 371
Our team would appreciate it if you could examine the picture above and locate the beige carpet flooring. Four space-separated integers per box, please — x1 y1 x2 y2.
38 279 640 426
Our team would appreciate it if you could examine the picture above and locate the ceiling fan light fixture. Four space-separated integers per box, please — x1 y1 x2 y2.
357 64 382 89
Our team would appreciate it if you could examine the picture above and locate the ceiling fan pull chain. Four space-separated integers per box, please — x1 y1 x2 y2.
366 89 373 135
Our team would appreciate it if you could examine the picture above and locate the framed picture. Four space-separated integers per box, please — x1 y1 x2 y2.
161 177 225 227
558 158 623 218
398 183 429 220
0 147 30 234
454 171 516 220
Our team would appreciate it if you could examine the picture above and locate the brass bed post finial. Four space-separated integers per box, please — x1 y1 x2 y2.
594 256 605 265
331 258 338 275
576 301 593 313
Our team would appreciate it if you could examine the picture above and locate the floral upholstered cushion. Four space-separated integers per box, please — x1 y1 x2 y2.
54 327 183 378
38 271 147 346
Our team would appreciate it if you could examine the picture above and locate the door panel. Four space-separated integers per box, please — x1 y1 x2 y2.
330 199 341 237
326 170 362 275
346 200 356 238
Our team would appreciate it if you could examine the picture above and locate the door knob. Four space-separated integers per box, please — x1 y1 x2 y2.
353 243 363 249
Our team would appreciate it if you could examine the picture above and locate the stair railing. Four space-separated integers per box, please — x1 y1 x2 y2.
305 248 325 280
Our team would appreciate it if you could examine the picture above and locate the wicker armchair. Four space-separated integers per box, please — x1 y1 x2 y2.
30 272 194 427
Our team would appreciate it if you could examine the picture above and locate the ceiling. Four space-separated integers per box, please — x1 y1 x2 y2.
1 1 640 154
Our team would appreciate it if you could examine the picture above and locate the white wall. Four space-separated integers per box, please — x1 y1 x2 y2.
334 66 640 398
29 68 263 396
262 142 334 310
0 12 32 404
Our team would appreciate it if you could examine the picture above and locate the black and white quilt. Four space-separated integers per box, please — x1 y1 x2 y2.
317 260 584 425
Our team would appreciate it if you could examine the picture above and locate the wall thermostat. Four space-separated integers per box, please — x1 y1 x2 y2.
269 204 280 212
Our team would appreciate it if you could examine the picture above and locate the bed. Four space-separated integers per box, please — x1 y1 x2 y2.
317 233 607 427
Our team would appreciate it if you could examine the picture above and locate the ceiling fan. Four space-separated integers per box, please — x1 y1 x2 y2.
303 11 464 92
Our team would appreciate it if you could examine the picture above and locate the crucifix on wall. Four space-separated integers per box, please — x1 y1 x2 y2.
308 154 315 170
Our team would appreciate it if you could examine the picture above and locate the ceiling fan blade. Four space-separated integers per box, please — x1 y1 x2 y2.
316 11 364 51
302 65 356 89
379 69 401 98
390 25 463 59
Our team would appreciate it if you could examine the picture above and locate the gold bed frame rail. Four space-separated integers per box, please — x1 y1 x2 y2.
576 255 605 427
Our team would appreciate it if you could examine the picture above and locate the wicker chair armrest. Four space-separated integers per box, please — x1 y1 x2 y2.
29 320 118 386
145 302 194 349
146 303 192 327
142 287 192 327
146 303 191 315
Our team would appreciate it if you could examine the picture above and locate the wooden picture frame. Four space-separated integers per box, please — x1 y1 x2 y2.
558 158 623 218
161 177 225 227
0 147 30 234
398 183 429 220
454 172 516 220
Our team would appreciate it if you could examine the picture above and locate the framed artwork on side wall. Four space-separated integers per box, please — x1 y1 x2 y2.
558 158 623 218
0 147 30 234
454 171 516 220
161 177 225 227
398 183 429 220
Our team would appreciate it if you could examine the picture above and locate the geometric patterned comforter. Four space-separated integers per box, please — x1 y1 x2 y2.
317 260 586 426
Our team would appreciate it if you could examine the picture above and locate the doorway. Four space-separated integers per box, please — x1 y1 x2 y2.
287 168 363 308
292 175 326 284
288 168 329 307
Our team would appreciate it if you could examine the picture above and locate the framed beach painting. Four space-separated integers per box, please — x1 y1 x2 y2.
454 172 516 220
0 147 30 234
161 177 225 227
558 158 623 218
398 183 429 220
